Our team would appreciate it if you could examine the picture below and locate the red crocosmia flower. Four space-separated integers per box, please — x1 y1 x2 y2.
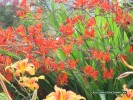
16 25 26 37
91 70 98 79
31 60 41 69
83 65 98 79
16 10 26 17
97 51 104 60
20 0 27 7
37 7 43 14
107 30 114 37
24 44 33 53
68 59 76 69
76 36 83 45
92 50 99 59
100 2 111 12
120 54 128 61
57 72 68 85
123 13 132 26
72 15 83 24
128 46 133 53
57 37 66 45
17 0 30 18
34 14 41 19
5 72 12 81
103 52 110 62
88 0 102 8
59 23 74 36
28 22 42 35
4 27 14 42
86 18 96 28
114 11 132 27
44 57 52 69
0 55 5 63
51 62 58 71
26 54 34 60
35 22 43 33
104 23 108 29
62 45 72 56
84 29 95 38
73 0 88 7
59 61 65 70
5 56 12 65
66 17 72 23
55 0 68 3
103 68 114 79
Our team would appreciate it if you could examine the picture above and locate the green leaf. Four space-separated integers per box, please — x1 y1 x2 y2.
127 78 133 88
0 49 22 60
56 49 66 61
99 94 106 100
0 92 6 100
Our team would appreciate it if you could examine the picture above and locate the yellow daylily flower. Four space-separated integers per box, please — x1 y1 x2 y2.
19 75 45 91
44 85 86 100
6 59 35 76
115 84 133 100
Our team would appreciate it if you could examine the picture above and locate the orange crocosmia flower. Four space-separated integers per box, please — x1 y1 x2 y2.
86 18 96 28
16 25 26 37
19 76 45 91
6 59 35 76
45 85 86 100
57 72 68 85
76 36 83 45
107 30 114 37
92 49 100 59
115 84 133 100
104 23 108 29
62 45 72 56
103 68 114 79
34 13 41 19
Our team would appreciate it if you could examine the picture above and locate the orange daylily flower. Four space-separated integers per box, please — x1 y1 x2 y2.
6 59 35 76
44 85 86 100
19 76 45 91
115 84 133 100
